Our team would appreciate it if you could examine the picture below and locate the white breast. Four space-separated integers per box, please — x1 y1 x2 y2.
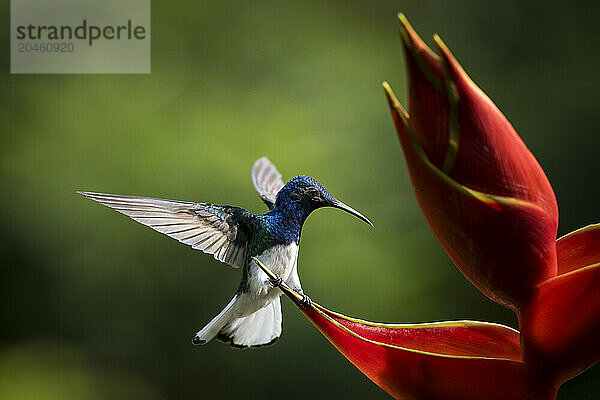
246 243 299 299
256 243 298 279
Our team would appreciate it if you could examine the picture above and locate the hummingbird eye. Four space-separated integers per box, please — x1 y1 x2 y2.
306 187 320 199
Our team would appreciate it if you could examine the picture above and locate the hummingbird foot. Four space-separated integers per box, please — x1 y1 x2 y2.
299 294 312 309
269 275 283 288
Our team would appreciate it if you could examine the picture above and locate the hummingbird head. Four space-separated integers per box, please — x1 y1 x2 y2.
275 175 373 226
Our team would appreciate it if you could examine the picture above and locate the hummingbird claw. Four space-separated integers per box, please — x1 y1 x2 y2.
253 256 282 288
269 275 283 288
299 294 312 309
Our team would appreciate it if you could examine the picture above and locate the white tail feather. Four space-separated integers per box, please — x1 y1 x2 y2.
218 298 282 348
193 294 239 345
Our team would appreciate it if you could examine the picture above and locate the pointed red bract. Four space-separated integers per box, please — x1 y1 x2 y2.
385 84 556 312
401 17 558 215
385 16 558 312
435 40 557 218
401 20 448 169
281 292 549 399
316 305 522 361
522 262 600 384
522 225 600 384
556 224 600 274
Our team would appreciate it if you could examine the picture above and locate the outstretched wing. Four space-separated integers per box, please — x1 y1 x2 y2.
251 157 285 210
79 192 249 268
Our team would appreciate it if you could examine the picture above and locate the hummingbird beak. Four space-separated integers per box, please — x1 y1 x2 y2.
331 200 374 227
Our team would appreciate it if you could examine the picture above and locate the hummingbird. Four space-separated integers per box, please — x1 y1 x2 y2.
79 157 372 348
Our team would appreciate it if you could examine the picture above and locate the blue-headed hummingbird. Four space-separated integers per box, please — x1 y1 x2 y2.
79 158 372 348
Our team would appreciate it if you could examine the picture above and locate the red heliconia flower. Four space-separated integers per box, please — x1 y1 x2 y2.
382 15 600 395
384 15 558 314
255 14 600 400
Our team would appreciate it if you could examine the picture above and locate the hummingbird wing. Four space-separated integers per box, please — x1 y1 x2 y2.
79 192 249 268
251 157 285 210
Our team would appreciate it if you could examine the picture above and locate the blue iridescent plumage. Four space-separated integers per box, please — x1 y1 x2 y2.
262 175 338 244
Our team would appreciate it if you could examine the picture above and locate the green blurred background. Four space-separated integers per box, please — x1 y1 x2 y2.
2 1 599 398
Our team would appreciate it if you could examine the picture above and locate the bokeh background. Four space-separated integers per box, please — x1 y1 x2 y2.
2 1 599 399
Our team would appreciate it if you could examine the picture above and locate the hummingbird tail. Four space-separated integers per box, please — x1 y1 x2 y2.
192 294 239 345
217 297 282 348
